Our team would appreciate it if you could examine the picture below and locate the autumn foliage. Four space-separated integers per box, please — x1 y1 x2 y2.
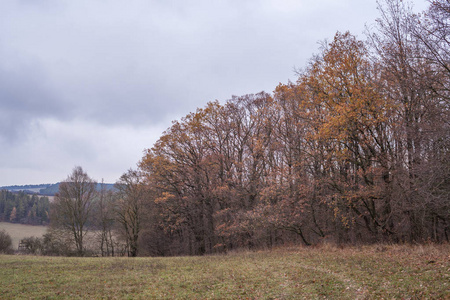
135 0 450 255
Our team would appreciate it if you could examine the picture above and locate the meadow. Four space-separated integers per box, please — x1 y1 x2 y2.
0 222 48 249
0 243 448 299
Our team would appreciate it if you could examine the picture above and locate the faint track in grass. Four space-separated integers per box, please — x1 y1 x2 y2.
297 262 369 299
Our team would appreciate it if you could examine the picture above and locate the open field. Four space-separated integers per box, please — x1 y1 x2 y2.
0 244 448 299
0 222 48 250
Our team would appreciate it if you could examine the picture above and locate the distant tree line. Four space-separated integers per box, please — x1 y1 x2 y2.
0 190 50 225
33 0 449 257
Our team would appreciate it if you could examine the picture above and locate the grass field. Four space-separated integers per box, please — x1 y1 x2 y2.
0 243 448 299
0 222 48 250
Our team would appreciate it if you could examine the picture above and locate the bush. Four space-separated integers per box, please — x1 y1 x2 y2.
41 230 73 256
20 237 43 255
0 230 13 254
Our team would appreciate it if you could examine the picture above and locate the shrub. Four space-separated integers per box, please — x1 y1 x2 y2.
41 230 73 256
20 237 43 255
0 230 13 254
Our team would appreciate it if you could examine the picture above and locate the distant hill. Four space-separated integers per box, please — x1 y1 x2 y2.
38 184 59 196
0 183 116 196
0 184 53 194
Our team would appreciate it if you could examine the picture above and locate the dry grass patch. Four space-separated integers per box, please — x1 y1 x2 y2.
0 243 448 299
0 222 47 249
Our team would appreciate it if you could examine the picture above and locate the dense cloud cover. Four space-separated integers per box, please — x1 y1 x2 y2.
0 0 428 185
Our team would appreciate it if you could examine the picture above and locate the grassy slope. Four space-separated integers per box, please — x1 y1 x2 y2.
0 244 448 299
0 222 48 249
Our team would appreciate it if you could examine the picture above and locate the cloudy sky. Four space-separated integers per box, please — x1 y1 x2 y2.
0 0 428 186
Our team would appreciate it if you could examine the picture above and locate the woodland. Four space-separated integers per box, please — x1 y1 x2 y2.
3 0 449 257
0 190 50 225
134 0 449 255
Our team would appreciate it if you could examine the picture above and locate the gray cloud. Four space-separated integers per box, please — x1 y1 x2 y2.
1 1 372 126
0 60 70 142
0 0 429 185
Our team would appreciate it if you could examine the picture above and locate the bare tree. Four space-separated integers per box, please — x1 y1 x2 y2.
51 166 97 256
115 169 147 257
95 180 117 256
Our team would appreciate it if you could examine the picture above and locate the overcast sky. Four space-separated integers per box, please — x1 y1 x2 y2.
0 0 428 186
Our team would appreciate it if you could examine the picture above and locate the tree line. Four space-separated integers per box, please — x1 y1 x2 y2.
43 0 449 257
138 0 449 254
0 190 50 225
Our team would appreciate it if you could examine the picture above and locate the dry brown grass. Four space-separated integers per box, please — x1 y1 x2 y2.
0 243 448 299
0 222 47 249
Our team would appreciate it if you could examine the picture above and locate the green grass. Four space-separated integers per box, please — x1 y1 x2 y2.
0 222 48 249
0 244 448 299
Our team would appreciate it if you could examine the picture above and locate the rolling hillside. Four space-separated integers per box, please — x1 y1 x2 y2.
0 183 116 196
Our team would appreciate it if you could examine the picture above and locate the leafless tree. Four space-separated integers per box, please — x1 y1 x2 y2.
96 180 117 256
51 166 97 256
115 169 147 257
